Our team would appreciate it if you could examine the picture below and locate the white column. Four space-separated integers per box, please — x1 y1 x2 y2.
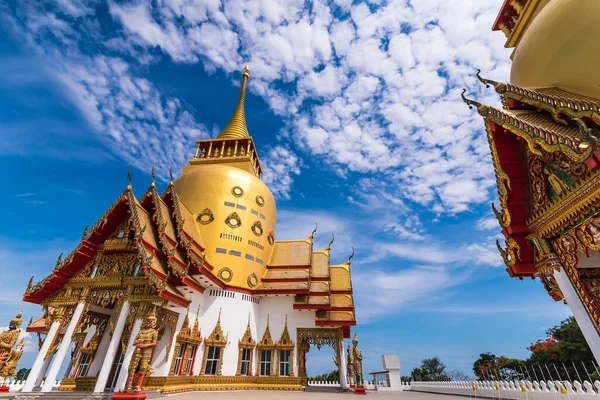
22 320 61 392
94 301 130 393
154 310 186 376
35 353 54 388
114 318 143 392
339 338 349 389
555 268 600 363
41 302 86 392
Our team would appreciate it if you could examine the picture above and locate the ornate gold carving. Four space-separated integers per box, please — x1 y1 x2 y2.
267 231 274 246
257 316 275 376
231 186 244 198
58 377 98 392
256 195 265 207
200 309 227 376
236 314 255 376
142 375 303 393
276 315 294 377
225 212 242 229
251 221 263 237
197 208 214 225
247 273 258 288
485 123 512 228
95 253 138 277
496 237 521 268
296 327 342 385
124 306 159 392
352 333 364 387
218 267 233 282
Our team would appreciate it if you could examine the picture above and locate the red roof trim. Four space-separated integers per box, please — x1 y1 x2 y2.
266 265 310 270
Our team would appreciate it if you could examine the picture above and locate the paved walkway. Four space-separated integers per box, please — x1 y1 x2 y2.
0 390 470 400
166 390 468 399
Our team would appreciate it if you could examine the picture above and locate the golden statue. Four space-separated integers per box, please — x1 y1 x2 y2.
347 342 355 386
544 166 568 195
352 333 363 386
0 311 22 368
0 339 24 379
124 306 159 392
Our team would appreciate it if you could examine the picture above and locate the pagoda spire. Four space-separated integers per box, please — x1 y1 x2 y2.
217 65 251 140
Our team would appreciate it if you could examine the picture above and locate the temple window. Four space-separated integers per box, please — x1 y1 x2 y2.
240 348 252 375
279 350 291 376
276 316 295 377
169 311 202 376
259 350 272 376
173 344 185 375
200 309 227 376
205 346 221 375
237 315 255 376
257 315 275 376
75 353 92 377
183 345 198 375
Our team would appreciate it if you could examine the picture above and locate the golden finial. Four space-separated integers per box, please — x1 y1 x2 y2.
217 308 222 323
82 225 89 240
476 69 507 93
217 65 251 139
247 313 251 327
53 253 63 270
151 163 156 185
127 162 134 186
311 223 318 238
348 247 355 263
328 234 335 249
28 316 33 326
182 310 190 329
26 276 34 291
169 165 173 182
266 314 270 327
461 89 489 116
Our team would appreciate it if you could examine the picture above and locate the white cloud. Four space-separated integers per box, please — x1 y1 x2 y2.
4 0 511 211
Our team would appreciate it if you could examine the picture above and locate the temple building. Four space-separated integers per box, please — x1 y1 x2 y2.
463 0 600 362
19 65 357 398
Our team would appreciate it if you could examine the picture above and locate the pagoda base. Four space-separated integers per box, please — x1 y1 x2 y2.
112 392 147 400
354 386 366 395
0 386 9 392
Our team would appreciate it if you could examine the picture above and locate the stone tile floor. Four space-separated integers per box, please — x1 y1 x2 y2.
167 390 467 400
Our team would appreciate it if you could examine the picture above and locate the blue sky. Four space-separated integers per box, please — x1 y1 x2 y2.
0 0 571 378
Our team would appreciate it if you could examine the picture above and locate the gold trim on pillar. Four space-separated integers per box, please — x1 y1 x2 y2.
200 309 227 376
236 314 256 376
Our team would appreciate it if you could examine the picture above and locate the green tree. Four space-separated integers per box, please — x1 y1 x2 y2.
310 369 340 382
16 368 30 381
411 357 448 381
527 316 593 379
473 353 497 380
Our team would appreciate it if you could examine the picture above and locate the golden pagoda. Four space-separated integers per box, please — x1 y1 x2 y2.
17 66 356 397
464 0 600 362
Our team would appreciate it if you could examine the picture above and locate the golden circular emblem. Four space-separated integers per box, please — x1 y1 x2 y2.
218 267 233 282
268 231 275 246
251 221 263 237
197 208 214 225
232 186 244 198
247 273 258 288
225 212 242 229
256 195 265 207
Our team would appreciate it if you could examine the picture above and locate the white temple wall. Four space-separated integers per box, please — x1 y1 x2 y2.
257 296 316 376
161 290 319 377
150 322 173 373
88 311 117 377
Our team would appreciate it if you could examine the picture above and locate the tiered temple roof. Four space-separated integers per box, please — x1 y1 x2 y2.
463 72 600 280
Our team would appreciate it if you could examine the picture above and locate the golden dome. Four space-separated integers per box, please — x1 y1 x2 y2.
174 163 276 289
511 0 600 98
